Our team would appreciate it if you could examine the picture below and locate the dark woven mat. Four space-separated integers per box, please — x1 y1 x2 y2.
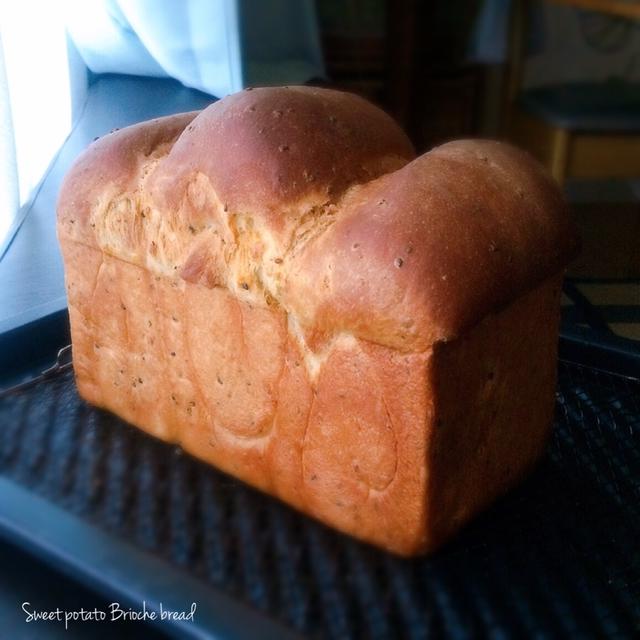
0 361 638 639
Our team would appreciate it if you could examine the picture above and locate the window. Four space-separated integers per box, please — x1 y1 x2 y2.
0 2 87 253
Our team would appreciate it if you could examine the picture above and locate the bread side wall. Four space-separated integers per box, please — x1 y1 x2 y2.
62 238 434 554
426 274 564 550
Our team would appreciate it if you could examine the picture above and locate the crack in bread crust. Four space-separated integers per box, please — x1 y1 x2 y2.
86 152 370 382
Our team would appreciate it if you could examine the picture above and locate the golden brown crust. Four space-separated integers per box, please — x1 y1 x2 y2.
147 86 415 230
62 238 561 555
63 242 432 553
58 112 199 247
57 86 577 555
286 140 579 349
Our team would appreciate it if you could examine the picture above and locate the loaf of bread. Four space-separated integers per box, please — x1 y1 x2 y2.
57 86 579 556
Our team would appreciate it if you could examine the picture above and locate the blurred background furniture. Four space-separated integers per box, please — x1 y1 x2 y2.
318 0 483 152
505 0 640 184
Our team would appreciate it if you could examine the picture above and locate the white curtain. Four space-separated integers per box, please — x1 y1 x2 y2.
65 0 324 96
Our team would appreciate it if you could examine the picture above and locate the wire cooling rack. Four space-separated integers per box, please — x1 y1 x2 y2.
0 358 638 639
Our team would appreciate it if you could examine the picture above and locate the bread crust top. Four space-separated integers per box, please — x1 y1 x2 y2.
58 86 579 351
